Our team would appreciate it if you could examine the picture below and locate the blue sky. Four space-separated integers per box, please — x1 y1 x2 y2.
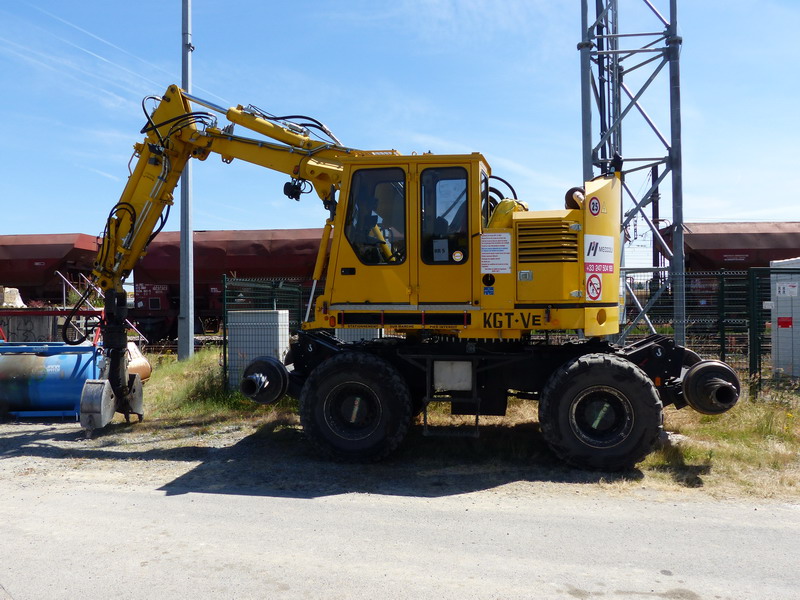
1 0 798 240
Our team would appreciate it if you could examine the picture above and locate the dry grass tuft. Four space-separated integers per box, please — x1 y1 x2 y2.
139 348 297 435
641 385 800 497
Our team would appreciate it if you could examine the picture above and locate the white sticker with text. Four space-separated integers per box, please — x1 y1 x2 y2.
584 234 615 273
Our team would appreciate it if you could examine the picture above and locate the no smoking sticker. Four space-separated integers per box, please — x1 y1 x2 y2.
586 274 602 301
589 196 601 216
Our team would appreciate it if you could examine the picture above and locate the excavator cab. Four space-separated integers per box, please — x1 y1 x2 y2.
344 169 406 265
319 155 483 325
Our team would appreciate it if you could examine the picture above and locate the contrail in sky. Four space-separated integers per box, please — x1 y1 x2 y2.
25 2 230 104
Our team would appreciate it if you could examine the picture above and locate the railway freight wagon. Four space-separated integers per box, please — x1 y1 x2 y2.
131 228 323 341
0 234 98 304
660 222 800 270
0 230 322 342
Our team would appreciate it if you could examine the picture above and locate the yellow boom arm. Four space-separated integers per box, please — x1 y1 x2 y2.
91 84 378 292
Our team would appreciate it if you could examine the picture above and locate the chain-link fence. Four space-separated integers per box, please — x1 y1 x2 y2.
622 268 800 394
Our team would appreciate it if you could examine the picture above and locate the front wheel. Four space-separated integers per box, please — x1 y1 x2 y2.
538 353 663 471
299 352 412 462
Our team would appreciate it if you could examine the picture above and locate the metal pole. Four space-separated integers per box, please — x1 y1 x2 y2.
579 0 594 181
650 165 660 297
667 0 686 345
178 0 195 360
222 274 228 390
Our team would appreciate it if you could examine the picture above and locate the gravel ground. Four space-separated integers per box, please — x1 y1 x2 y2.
0 417 616 498
0 414 795 500
2 418 800 599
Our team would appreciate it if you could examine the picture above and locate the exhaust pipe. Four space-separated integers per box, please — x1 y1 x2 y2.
240 356 289 405
682 360 740 415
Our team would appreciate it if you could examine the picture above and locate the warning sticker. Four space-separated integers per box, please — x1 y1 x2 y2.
776 282 798 297
586 274 603 301
584 234 615 273
481 232 511 274
589 196 601 216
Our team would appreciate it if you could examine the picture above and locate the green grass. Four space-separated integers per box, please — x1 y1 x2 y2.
141 348 297 432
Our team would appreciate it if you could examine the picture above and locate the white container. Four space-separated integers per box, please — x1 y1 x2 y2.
770 257 800 378
227 310 289 387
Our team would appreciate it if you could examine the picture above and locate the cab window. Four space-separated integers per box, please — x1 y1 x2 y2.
420 167 469 265
344 168 406 265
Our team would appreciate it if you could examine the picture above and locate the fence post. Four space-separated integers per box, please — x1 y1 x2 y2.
717 270 726 362
222 274 229 391
747 268 760 397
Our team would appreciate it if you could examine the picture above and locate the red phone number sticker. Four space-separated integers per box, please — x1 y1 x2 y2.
585 263 615 273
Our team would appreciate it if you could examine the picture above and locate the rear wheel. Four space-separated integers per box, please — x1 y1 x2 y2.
538 353 663 471
299 352 412 462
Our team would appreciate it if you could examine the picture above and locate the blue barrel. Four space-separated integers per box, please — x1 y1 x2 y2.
0 342 102 418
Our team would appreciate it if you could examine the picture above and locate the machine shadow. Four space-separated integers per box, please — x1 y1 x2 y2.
156 420 645 499
0 419 216 463
0 418 647 499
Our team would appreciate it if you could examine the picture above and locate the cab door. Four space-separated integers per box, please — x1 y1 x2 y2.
328 165 412 306
416 164 473 305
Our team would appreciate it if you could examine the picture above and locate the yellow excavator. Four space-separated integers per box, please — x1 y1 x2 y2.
68 84 740 469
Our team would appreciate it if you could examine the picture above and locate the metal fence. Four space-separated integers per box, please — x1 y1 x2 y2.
622 268 800 394
222 276 309 332
749 267 800 391
620 270 751 371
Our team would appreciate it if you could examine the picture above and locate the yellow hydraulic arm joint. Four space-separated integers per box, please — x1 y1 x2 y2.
91 84 356 292
92 87 195 292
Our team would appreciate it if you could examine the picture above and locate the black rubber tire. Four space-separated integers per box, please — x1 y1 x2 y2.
299 352 412 462
538 353 663 471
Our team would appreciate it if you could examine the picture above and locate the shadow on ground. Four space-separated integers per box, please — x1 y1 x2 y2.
0 417 657 499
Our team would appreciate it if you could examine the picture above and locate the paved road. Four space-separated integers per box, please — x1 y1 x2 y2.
0 422 798 599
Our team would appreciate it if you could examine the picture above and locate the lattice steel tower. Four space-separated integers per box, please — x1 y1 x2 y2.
579 0 686 344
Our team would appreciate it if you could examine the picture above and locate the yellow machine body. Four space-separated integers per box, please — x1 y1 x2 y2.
307 154 621 339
